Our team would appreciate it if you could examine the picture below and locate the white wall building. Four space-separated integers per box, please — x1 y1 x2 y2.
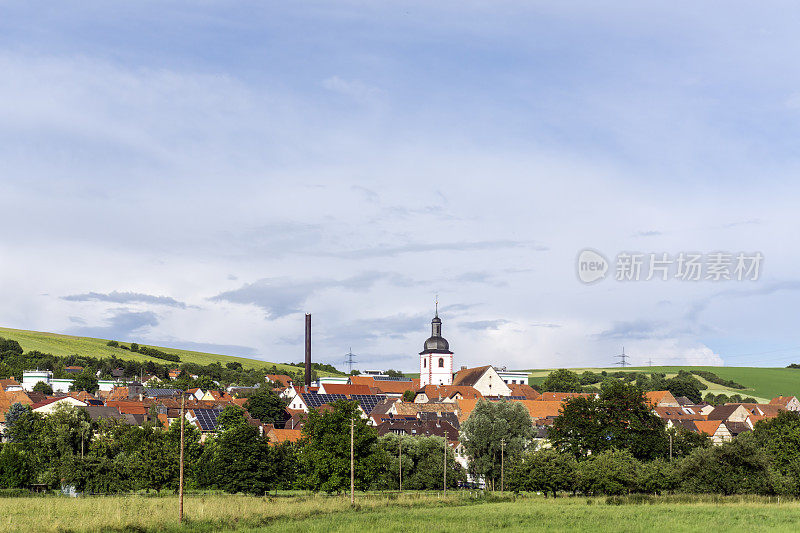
496 370 529 386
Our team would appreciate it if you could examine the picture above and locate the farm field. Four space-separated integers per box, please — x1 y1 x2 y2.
522 366 800 402
0 326 320 374
2 493 800 533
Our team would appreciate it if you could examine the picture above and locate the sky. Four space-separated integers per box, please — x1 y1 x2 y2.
2 1 800 372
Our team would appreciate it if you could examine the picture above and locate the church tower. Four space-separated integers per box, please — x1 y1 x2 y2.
419 303 454 386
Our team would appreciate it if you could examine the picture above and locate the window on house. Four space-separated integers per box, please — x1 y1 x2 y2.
424 359 427 368
438 358 444 367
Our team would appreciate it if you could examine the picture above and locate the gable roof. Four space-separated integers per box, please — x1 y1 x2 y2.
5 390 32 406
451 366 492 387
0 389 11 423
693 420 723 436
645 390 679 407
0 378 22 391
319 383 373 396
393 402 457 417
31 397 88 410
268 428 302 444
707 404 748 421
770 396 797 406
508 383 540 400
654 406 704 421
418 385 483 400
349 376 420 395
106 401 148 415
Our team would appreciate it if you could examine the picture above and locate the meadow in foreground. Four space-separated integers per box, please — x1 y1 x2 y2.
3 493 800 533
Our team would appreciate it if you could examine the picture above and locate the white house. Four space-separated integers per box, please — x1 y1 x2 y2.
451 366 512 397
495 369 529 386
32 397 88 414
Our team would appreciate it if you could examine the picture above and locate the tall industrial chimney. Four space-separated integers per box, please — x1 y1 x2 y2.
304 313 312 390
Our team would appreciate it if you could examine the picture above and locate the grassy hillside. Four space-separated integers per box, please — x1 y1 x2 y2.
0 326 311 374
523 366 800 402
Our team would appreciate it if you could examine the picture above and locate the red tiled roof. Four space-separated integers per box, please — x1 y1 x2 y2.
320 383 373 396
269 428 302 444
508 383 540 400
451 366 492 387
694 420 723 436
349 376 420 394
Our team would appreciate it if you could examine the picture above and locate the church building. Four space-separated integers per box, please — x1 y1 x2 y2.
419 305 454 386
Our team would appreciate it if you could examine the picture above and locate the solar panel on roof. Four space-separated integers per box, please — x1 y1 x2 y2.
300 393 347 408
193 408 221 431
507 396 526 400
373 376 412 382
351 394 387 414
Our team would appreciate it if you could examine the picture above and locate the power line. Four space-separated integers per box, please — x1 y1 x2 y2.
615 346 630 367
345 348 357 374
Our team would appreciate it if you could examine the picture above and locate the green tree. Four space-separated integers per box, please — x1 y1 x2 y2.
70 369 99 394
678 432 784 495
549 381 667 460
509 447 577 497
577 448 640 495
0 442 36 488
32 381 54 395
298 400 388 493
461 400 533 490
402 390 416 402
197 406 273 494
637 458 678 494
753 410 800 492
244 389 288 425
377 434 464 490
541 369 583 393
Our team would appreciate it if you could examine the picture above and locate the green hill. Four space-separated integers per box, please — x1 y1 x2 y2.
522 366 800 403
0 326 315 375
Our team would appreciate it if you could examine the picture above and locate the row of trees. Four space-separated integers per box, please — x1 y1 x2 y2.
511 428 799 496
0 400 463 494
540 368 717 404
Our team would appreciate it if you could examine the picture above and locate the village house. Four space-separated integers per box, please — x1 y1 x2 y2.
451 365 512 397
770 396 800 411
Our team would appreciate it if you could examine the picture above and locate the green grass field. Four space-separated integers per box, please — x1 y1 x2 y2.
0 326 314 374
2 493 800 532
522 366 800 402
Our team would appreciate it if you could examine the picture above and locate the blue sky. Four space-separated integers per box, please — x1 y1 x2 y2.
2 1 800 371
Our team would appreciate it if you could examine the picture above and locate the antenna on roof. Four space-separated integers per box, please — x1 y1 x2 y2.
615 346 630 367
345 348 357 374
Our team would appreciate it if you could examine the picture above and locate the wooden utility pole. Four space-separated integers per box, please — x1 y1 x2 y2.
179 392 185 523
399 438 402 492
350 417 355 504
501 438 505 493
443 431 447 496
669 433 673 462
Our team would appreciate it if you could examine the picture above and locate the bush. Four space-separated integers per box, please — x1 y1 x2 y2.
106 340 119 348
